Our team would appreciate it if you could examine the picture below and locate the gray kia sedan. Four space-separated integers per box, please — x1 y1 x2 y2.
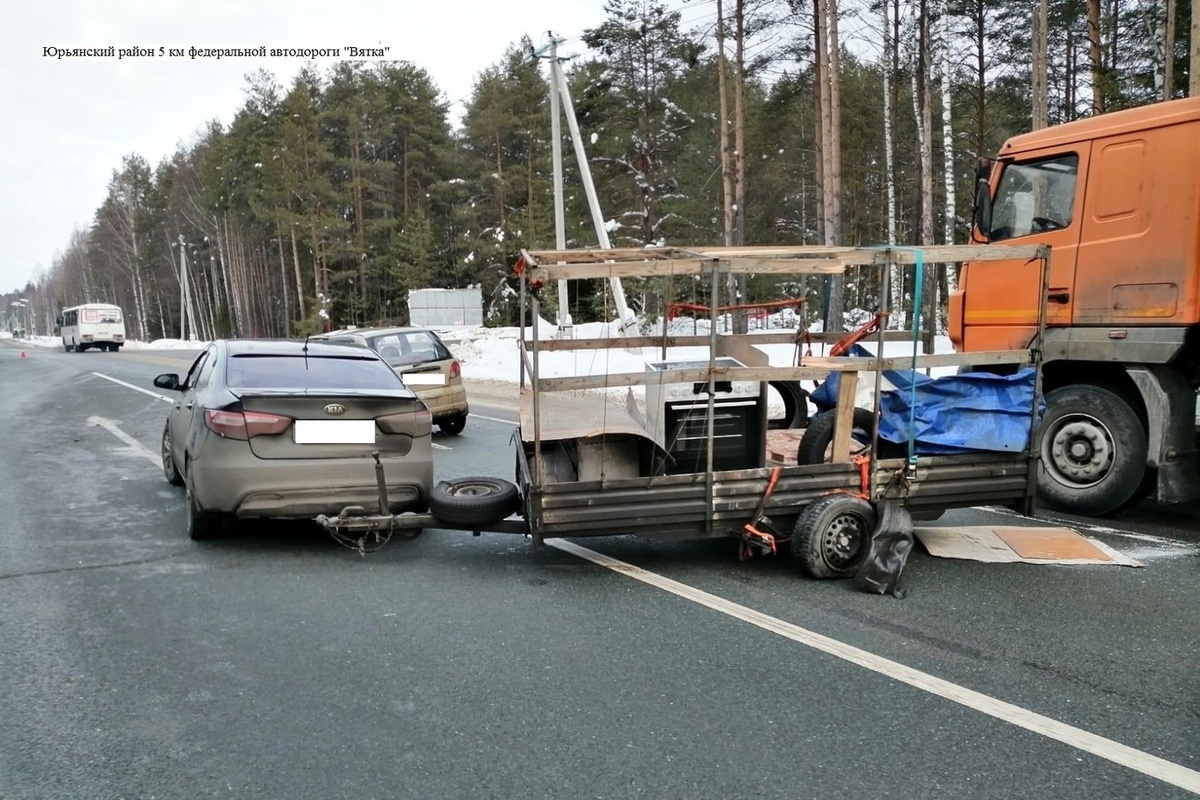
154 339 433 540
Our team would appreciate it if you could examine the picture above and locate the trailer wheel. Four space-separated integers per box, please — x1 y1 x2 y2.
792 493 877 579
768 381 809 430
430 477 520 527
1037 385 1147 516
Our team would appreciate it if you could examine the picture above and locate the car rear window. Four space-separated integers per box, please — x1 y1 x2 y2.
225 354 404 390
367 331 452 367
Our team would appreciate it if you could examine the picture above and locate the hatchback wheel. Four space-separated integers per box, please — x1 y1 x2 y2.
438 413 467 436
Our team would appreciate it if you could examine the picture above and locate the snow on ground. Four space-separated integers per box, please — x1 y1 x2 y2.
15 336 211 351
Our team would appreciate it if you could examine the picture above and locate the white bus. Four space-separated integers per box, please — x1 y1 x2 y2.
58 303 126 352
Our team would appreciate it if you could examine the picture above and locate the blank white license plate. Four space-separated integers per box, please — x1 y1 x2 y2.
293 419 376 444
403 372 445 386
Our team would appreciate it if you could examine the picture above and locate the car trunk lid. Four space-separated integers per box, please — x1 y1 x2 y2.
230 389 430 460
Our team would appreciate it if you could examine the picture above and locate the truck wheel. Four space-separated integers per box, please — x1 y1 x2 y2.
1037 385 1148 516
792 493 877 579
768 381 809 430
430 477 520 526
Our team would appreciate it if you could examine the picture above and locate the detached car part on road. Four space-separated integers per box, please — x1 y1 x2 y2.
155 339 434 540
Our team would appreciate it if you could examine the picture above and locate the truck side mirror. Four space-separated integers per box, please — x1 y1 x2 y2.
972 179 993 241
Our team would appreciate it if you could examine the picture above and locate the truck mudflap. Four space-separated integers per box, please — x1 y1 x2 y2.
1128 366 1200 505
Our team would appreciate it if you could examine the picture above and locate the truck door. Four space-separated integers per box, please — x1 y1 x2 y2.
958 148 1088 351
1074 124 1200 326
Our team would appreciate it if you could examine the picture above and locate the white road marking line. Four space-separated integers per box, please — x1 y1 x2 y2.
432 442 452 450
88 416 161 467
548 538 1200 795
473 414 517 425
91 372 173 403
976 505 1193 548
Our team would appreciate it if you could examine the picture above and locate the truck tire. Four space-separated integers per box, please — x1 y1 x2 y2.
792 493 877 579
430 477 520 527
768 381 809 430
1037 385 1148 516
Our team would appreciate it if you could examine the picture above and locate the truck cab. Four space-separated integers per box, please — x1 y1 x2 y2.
951 97 1200 515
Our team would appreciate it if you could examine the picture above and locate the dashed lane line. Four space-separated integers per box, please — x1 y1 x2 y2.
91 371 172 403
550 538 1200 796
87 416 162 467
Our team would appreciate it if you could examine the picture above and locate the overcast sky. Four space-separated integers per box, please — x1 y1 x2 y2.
1 0 710 295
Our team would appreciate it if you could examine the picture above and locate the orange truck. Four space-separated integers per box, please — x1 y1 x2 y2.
951 95 1200 516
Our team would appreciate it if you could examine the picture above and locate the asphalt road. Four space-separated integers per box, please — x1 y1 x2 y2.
1 342 1197 799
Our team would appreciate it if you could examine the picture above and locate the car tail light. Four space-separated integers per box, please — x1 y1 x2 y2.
205 409 293 440
377 407 432 437
450 360 461 379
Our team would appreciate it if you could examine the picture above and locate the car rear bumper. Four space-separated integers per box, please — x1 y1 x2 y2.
416 384 469 419
191 448 434 518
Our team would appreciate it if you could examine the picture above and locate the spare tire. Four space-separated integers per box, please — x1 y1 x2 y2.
798 409 908 464
767 381 810 430
430 477 521 527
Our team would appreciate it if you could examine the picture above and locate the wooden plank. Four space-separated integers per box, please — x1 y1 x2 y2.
830 371 859 464
519 330 917 352
802 350 1031 370
885 244 1046 263
530 353 1035 391
530 258 847 281
525 335 713 351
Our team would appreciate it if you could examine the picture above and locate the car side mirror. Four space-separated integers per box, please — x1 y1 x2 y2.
154 373 181 391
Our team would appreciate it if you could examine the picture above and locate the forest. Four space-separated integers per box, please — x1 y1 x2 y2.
4 0 1198 339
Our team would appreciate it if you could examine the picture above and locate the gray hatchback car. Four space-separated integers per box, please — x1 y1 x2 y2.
154 339 433 540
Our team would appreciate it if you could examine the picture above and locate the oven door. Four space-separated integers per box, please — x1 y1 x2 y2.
663 399 763 474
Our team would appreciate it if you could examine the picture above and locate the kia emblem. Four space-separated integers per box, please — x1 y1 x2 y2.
324 403 347 416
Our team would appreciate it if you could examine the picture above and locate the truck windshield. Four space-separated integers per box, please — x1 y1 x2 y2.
989 154 1078 241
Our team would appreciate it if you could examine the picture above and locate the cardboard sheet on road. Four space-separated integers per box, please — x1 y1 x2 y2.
915 526 1144 567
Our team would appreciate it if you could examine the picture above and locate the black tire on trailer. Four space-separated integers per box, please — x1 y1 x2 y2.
768 381 810 430
791 493 877 579
1037 385 1148 516
429 477 521 527
797 408 889 464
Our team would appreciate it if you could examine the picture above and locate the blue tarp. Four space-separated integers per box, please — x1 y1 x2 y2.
810 344 1040 455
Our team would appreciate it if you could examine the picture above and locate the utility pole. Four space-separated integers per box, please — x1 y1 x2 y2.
178 235 187 341
531 34 638 339
548 34 571 339
178 234 198 341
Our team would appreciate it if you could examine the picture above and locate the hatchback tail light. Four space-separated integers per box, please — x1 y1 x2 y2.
205 409 293 440
450 360 461 379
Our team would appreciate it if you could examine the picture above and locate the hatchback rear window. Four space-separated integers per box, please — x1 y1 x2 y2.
226 354 404 390
368 332 452 367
